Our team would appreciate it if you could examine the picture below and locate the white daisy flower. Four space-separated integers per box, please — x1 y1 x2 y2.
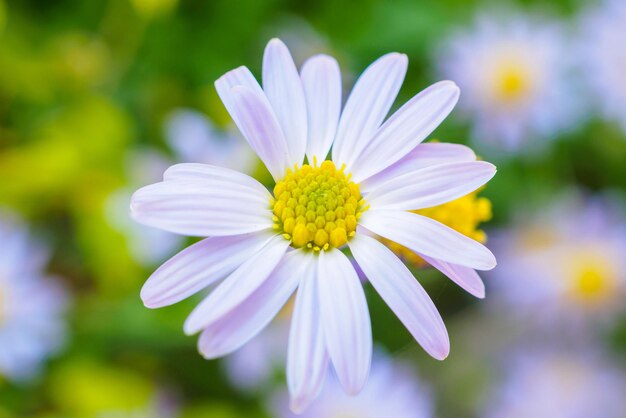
483 346 626 418
579 0 626 134
0 211 68 381
437 11 580 153
272 351 434 418
131 38 496 410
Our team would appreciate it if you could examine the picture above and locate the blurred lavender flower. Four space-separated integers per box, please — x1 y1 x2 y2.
483 347 626 418
579 0 626 133
272 351 434 418
224 319 288 393
0 211 68 381
437 11 581 154
165 109 258 175
487 192 626 333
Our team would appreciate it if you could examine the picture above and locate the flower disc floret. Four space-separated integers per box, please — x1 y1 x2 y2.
271 160 366 251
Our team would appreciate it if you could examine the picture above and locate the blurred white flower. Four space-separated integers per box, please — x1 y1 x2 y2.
579 0 626 133
0 211 68 381
272 350 434 418
483 346 626 418
437 11 581 154
487 192 626 333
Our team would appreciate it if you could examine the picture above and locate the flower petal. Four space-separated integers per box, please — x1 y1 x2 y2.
141 232 273 308
301 54 342 163
361 142 476 192
228 85 290 180
196 250 306 359
163 163 271 198
421 255 485 298
184 235 289 335
263 38 307 166
349 234 449 360
215 65 265 126
131 177 273 237
361 210 496 270
366 161 496 211
317 249 372 395
351 81 461 183
287 253 329 413
331 53 408 173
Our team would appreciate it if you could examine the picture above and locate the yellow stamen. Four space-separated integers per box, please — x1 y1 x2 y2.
271 161 366 251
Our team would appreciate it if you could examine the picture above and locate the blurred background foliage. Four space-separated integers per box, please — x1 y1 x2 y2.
0 0 625 417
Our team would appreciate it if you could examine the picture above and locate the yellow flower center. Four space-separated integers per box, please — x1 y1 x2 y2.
568 255 617 304
385 190 492 266
496 68 530 101
487 57 536 105
271 160 366 252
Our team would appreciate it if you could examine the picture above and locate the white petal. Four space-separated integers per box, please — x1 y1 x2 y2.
196 250 306 359
301 54 342 163
229 85 290 180
263 38 307 166
361 142 477 192
131 178 273 237
184 235 289 335
163 163 271 198
349 234 449 360
215 65 265 128
317 249 372 395
351 81 461 183
361 210 496 270
141 232 273 308
287 253 329 413
331 53 408 173
422 255 485 298
366 161 496 211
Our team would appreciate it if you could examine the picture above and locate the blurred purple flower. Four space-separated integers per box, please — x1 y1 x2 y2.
0 211 69 381
272 350 434 418
437 10 582 154
579 0 626 134
487 192 626 333
483 346 626 418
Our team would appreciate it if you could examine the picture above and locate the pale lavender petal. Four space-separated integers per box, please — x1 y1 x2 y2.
301 54 342 163
196 250 306 359
331 53 408 173
229 85 290 180
366 161 496 211
163 163 271 198
263 38 307 166
352 81 460 183
421 255 485 298
361 142 477 192
141 232 273 308
184 236 289 335
130 178 273 237
349 234 449 360
361 210 496 270
215 65 265 128
318 249 372 395
288 253 329 413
